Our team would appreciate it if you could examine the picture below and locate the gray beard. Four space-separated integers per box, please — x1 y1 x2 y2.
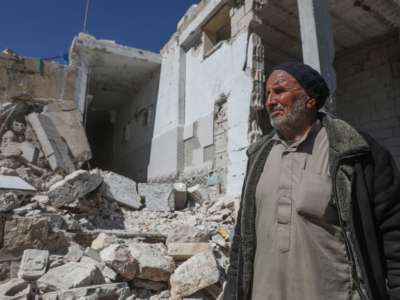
268 95 308 136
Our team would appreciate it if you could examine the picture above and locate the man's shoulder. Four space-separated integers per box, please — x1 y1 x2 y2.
246 131 275 157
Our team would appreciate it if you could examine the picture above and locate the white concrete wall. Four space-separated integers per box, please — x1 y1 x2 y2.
184 31 253 195
113 72 160 182
336 36 400 166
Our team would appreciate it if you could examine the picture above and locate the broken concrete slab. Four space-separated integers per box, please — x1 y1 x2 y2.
187 184 210 205
167 243 212 261
48 169 102 208
128 242 175 282
37 262 105 292
41 283 131 300
138 183 175 212
0 175 36 191
17 249 49 281
100 244 138 280
91 232 116 251
101 171 142 210
0 278 33 300
173 183 187 210
26 112 75 173
170 251 220 299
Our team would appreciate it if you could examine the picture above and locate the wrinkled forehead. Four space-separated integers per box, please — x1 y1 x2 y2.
266 70 301 89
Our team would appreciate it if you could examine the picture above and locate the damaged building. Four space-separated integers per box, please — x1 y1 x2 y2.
0 0 399 298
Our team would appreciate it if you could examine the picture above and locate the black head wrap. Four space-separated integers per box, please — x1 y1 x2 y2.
271 62 330 109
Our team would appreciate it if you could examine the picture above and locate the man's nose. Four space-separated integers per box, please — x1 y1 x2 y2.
265 92 276 108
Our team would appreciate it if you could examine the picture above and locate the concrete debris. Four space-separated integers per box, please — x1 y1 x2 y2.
91 232 117 251
138 183 175 212
37 262 105 292
170 251 220 299
100 244 139 280
167 243 212 261
187 184 210 205
128 242 175 282
0 192 22 212
102 171 143 210
166 224 209 244
0 175 36 191
48 169 102 208
0 278 33 300
18 249 49 281
41 282 131 300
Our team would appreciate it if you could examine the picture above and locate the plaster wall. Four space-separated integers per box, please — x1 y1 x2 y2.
335 36 400 166
184 31 253 195
113 72 160 182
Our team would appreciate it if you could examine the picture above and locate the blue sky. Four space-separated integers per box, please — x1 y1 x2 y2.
0 1 199 58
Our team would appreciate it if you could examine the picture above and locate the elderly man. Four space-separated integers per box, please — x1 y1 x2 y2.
224 62 400 300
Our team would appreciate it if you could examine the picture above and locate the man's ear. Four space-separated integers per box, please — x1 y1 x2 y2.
306 97 317 109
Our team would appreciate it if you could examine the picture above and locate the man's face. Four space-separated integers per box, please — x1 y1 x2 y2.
11 121 26 134
265 70 311 130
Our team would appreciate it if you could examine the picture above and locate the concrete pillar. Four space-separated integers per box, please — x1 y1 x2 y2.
297 0 336 111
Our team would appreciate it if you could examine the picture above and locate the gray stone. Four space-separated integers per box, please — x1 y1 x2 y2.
170 251 220 299
0 175 36 191
37 262 105 292
100 244 138 280
166 224 209 244
18 249 49 281
138 183 175 212
26 113 75 173
128 242 175 282
173 183 187 210
48 169 102 208
84 247 101 262
64 244 84 262
101 171 142 209
167 243 212 261
41 282 131 300
91 232 116 251
0 278 33 300
187 185 209 205
0 192 22 212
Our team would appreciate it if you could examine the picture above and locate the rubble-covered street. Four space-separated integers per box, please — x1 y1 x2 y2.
0 100 237 299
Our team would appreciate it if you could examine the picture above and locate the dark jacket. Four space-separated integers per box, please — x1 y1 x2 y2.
223 114 400 300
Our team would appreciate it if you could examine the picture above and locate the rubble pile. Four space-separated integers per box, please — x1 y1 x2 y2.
0 101 237 299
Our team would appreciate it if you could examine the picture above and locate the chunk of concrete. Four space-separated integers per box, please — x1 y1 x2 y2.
138 183 175 212
187 184 209 205
100 244 138 280
166 224 209 244
26 113 75 173
128 242 175 282
37 262 105 292
18 249 49 281
64 244 84 263
91 232 116 251
0 175 36 191
167 243 212 261
170 251 220 299
0 192 22 212
173 183 187 210
18 141 39 163
48 169 102 208
41 282 130 300
0 278 33 300
101 171 142 210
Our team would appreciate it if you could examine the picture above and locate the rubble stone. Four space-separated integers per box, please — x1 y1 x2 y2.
0 278 33 300
167 243 212 261
100 244 139 280
41 282 130 300
17 249 49 281
0 192 21 212
64 244 84 262
37 262 105 292
170 251 220 299
166 224 209 244
128 242 175 282
138 183 175 212
187 185 210 205
48 169 102 208
102 171 142 210
91 232 116 251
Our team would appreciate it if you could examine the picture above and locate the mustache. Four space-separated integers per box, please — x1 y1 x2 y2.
266 103 285 114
